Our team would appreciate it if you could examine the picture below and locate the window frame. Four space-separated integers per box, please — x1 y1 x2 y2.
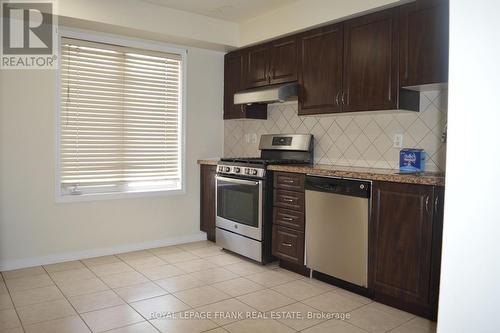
55 27 187 203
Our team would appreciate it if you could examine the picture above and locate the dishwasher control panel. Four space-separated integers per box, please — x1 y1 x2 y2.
304 176 371 198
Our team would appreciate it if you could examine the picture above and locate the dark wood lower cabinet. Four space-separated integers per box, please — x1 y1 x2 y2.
272 225 304 265
200 164 216 242
370 181 444 319
274 189 305 211
272 172 308 276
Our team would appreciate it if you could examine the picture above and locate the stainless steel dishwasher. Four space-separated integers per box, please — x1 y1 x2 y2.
305 175 371 288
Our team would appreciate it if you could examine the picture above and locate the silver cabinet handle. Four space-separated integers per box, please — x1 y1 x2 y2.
435 195 439 213
283 179 295 184
283 198 293 202
425 195 430 214
335 91 340 106
268 69 273 82
282 243 292 247
240 105 245 113
282 217 294 221
341 90 346 105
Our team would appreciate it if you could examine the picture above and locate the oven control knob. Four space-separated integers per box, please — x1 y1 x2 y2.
225 167 231 172
234 167 241 173
251 169 258 176
234 224 238 229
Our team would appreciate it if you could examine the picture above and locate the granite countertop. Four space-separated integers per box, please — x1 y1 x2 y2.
267 164 445 186
197 159 445 186
197 159 218 166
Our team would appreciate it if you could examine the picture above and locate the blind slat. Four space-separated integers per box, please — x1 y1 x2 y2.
60 37 182 195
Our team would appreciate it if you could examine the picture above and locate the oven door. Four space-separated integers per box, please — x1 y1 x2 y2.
216 175 263 241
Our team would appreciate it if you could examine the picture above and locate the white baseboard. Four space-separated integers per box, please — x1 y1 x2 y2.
0 232 207 271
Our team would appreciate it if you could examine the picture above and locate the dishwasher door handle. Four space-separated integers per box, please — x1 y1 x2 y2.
308 183 341 193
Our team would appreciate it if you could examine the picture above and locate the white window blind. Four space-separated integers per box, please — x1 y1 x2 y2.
59 37 183 196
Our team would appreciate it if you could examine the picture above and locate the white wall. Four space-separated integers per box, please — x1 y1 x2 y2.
56 0 406 49
437 0 500 331
239 0 400 46
57 0 239 50
0 40 224 270
52 0 422 51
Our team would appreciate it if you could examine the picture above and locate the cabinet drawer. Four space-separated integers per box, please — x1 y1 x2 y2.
274 207 304 231
272 225 304 265
274 172 304 191
274 189 305 211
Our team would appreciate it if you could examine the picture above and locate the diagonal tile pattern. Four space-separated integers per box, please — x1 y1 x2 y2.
0 241 436 332
224 90 447 171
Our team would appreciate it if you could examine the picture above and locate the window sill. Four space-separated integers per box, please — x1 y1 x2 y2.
55 188 185 203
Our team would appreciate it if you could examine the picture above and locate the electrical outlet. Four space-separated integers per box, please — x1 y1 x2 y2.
393 134 404 148
251 133 257 144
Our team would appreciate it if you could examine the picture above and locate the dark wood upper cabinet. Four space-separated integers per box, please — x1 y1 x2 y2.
370 181 443 319
200 164 216 242
245 45 270 88
298 24 343 115
343 8 399 112
400 0 449 88
223 0 448 117
244 36 297 89
269 36 298 84
223 51 244 119
223 51 267 120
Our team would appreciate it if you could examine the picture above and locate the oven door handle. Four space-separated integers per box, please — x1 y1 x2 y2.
216 175 260 186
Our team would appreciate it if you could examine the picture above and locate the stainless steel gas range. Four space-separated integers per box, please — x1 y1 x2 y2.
215 134 313 263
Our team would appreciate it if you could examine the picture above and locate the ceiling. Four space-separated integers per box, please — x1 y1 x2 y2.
139 0 300 22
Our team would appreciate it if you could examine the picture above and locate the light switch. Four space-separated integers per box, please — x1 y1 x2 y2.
251 133 257 144
393 134 404 148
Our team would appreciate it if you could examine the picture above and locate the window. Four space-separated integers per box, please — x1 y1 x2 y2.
58 37 184 198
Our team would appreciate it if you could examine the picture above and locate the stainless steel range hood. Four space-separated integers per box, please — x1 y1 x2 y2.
234 82 298 105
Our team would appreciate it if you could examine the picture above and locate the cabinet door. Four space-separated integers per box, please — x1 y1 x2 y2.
298 24 343 115
370 181 434 314
200 165 216 242
274 189 305 212
428 185 444 320
245 45 270 88
224 51 267 120
269 36 297 85
224 52 244 119
274 207 304 232
400 0 449 87
343 8 398 112
272 225 304 265
274 172 305 192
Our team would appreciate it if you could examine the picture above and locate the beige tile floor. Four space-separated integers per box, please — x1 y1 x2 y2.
0 241 437 333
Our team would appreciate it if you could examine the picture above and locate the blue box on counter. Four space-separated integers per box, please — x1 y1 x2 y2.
399 149 426 173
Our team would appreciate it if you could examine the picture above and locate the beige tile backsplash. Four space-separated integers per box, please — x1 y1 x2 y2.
224 90 447 171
